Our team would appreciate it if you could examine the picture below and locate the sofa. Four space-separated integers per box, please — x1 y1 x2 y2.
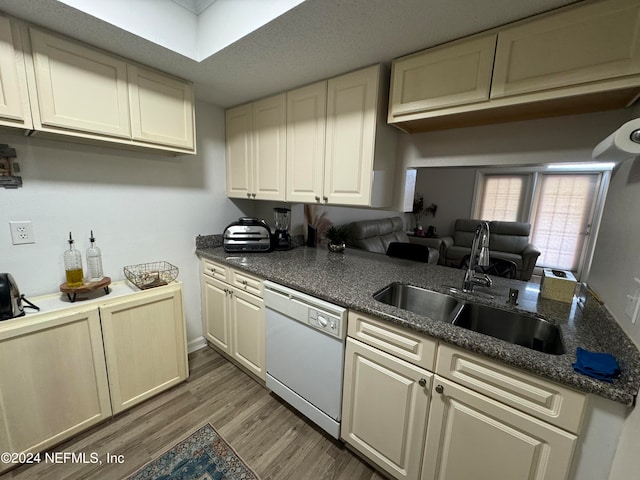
441 219 541 281
345 217 439 264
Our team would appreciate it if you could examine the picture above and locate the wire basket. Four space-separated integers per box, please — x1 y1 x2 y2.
123 261 179 289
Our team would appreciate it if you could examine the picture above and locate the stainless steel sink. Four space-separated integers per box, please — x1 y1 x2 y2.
452 303 565 355
373 283 462 322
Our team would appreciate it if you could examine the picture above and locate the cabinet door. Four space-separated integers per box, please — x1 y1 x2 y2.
226 103 253 199
491 0 640 99
390 34 497 117
0 307 111 471
253 93 286 201
100 284 188 414
286 81 326 203
341 338 432 480
229 287 265 380
202 275 231 353
421 376 576 480
324 65 378 206
128 65 195 150
29 28 131 138
0 16 31 128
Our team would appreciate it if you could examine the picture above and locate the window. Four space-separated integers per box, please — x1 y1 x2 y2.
531 174 599 272
477 174 527 222
473 166 610 279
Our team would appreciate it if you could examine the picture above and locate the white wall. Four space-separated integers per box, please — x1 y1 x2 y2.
587 156 640 480
413 167 476 235
0 101 246 349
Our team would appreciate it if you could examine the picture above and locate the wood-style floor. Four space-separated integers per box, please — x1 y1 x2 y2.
2 347 386 480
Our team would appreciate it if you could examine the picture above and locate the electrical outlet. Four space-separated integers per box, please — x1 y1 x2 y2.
9 221 35 245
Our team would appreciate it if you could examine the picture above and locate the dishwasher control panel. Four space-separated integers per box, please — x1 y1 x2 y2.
308 308 343 338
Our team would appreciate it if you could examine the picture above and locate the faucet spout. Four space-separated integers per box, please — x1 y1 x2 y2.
463 221 492 293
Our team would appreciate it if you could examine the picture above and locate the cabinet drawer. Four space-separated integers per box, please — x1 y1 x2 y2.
230 268 263 297
436 344 586 433
201 259 228 282
348 311 437 371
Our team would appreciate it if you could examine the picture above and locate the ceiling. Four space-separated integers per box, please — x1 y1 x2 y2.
0 0 579 108
170 0 217 15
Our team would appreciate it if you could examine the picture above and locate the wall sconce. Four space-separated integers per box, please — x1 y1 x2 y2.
0 144 22 188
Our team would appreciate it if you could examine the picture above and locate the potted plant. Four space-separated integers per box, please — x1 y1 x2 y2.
325 225 349 253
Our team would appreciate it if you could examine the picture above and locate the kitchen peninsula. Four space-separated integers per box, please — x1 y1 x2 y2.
196 243 640 403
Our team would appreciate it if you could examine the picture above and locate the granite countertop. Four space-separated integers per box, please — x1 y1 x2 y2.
196 240 640 405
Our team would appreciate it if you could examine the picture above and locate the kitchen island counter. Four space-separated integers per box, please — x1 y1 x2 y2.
196 244 640 405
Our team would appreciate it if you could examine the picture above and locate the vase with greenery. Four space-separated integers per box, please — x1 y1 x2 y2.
412 194 438 235
325 225 349 253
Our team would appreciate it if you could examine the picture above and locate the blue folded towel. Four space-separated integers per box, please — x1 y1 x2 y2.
573 347 620 383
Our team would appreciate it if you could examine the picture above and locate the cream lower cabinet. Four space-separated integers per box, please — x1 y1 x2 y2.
201 259 265 380
0 306 112 473
342 312 584 480
421 376 577 480
341 338 433 480
99 283 188 414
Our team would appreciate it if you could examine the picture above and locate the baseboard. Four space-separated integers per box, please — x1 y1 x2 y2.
188 336 207 353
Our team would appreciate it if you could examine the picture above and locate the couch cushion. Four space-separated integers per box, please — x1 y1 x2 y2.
346 217 409 254
489 221 531 254
453 219 484 247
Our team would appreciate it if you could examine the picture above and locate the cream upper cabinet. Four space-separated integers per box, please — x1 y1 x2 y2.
28 27 132 138
252 94 287 201
99 283 188 414
286 65 397 207
491 0 640 99
388 0 640 132
286 80 327 204
389 34 497 117
200 259 265 381
0 16 32 129
421 376 577 480
226 94 286 200
226 103 253 198
0 306 111 472
128 65 195 150
341 337 432 480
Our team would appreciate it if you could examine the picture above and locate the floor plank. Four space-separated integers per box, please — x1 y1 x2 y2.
2 347 387 480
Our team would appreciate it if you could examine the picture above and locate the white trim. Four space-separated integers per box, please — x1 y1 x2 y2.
188 336 207 353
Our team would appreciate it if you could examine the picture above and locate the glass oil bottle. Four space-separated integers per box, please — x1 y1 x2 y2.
86 230 103 282
64 232 84 287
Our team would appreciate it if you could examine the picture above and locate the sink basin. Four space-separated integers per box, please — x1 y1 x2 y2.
373 283 462 322
452 303 565 355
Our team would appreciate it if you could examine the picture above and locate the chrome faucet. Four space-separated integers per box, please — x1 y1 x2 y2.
462 221 493 292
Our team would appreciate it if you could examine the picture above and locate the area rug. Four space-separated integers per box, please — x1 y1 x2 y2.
127 423 260 480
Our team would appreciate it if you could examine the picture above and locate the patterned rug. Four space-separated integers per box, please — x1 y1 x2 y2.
127 423 260 480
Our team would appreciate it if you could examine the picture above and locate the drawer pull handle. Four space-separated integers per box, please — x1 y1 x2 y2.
419 378 427 387
435 384 444 394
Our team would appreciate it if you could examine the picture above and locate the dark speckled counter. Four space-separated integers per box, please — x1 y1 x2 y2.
196 243 640 405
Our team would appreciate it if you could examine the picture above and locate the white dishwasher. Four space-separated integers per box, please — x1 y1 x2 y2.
263 280 347 439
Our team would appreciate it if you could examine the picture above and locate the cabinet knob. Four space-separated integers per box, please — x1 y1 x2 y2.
315 196 320 202
246 193 251 198
435 384 444 394
323 196 328 203
418 378 427 387
251 193 256 198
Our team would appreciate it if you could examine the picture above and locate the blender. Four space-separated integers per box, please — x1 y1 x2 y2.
272 207 292 250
